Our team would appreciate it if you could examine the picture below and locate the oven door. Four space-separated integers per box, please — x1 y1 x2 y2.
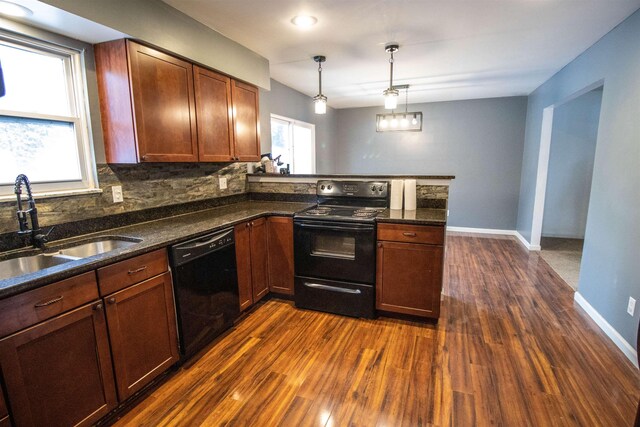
294 219 376 284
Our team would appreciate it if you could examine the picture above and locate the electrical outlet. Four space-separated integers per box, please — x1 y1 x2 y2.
112 185 123 203
627 297 636 316
219 177 227 190
447 209 450 217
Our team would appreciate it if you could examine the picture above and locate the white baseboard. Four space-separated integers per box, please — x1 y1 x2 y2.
574 292 638 368
445 226 541 251
515 231 541 251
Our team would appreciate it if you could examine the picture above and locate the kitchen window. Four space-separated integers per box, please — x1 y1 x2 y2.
0 30 97 198
270 114 315 174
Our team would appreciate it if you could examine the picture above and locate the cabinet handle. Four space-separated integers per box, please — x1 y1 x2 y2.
34 296 63 307
107 297 116 304
93 302 103 311
127 265 147 275
403 232 417 237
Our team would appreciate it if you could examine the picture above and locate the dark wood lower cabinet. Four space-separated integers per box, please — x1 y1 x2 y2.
104 272 179 400
249 217 269 302
0 301 117 427
267 217 294 295
235 218 269 311
376 240 444 318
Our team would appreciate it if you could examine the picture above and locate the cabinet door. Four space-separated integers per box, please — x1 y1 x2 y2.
194 66 235 162
127 41 198 162
250 217 269 302
231 80 261 161
267 216 294 295
376 241 443 318
104 272 179 400
235 222 254 311
0 301 117 427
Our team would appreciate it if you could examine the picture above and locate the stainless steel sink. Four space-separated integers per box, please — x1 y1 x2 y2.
53 238 140 259
0 237 142 281
0 253 76 281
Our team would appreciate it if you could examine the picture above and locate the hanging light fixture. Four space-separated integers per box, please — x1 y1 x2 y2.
383 43 399 109
313 55 327 114
376 85 423 132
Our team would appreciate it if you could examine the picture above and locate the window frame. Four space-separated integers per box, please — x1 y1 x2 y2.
0 30 98 199
270 114 316 174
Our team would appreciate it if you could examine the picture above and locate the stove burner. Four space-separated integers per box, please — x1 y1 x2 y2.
305 208 330 216
353 209 378 214
352 212 376 218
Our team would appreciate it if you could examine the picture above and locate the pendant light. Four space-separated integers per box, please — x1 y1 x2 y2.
313 55 327 114
383 43 399 109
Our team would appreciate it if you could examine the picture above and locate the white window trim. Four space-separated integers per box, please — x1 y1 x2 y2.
0 30 98 199
270 114 316 174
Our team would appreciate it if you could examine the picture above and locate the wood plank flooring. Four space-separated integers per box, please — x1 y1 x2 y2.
114 233 640 426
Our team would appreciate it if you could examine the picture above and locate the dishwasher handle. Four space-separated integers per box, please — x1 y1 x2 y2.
171 228 235 266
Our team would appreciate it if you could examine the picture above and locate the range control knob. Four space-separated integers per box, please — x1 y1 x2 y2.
371 185 376 191
320 185 325 190
327 185 332 190
378 185 384 191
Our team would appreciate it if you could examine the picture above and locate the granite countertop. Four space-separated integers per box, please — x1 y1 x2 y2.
377 208 448 225
0 201 311 299
0 202 447 299
247 173 455 180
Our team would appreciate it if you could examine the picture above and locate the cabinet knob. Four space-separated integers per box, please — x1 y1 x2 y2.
141 155 147 161
246 223 250 228
107 297 116 304
93 303 103 311
377 242 383 248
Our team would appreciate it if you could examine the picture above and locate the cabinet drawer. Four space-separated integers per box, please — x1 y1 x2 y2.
377 223 444 245
97 249 168 295
0 272 99 337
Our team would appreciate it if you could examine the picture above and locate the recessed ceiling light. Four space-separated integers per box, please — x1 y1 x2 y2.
291 15 317 29
0 1 33 17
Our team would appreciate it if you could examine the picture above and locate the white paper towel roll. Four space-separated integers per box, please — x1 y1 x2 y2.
390 179 404 210
404 179 417 211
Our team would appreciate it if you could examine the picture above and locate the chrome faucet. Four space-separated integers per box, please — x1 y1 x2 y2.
14 174 51 249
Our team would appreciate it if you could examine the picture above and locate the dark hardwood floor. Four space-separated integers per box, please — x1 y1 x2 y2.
114 234 640 426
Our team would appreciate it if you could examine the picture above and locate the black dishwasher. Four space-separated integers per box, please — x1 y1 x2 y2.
170 228 239 360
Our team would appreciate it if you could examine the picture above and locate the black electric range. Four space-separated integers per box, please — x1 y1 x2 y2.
293 180 388 318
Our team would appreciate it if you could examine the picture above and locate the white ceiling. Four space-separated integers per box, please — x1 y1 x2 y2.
165 2 635 108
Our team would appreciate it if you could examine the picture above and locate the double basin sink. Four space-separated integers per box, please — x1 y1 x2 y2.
0 237 142 281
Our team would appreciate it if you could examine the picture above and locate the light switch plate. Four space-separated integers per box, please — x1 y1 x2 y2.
219 177 227 190
112 185 123 203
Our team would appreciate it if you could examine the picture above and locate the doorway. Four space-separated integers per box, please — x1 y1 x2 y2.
532 84 603 290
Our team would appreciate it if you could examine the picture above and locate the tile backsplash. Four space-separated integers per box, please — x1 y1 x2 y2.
0 162 247 234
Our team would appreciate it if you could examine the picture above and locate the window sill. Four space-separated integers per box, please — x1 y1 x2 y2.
0 188 103 202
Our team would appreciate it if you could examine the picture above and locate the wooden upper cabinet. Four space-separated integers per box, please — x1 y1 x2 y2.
127 42 198 162
194 66 235 162
0 301 117 427
231 80 261 162
267 217 294 295
96 39 261 163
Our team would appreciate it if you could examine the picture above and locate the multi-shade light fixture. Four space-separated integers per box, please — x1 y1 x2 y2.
313 55 327 114
376 43 423 132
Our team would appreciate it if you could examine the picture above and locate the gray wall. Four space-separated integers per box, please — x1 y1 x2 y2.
332 97 528 230
542 89 602 239
516 9 640 345
41 0 270 89
259 79 337 173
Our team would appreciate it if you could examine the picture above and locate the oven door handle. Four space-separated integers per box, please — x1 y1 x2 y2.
295 223 374 232
303 282 362 294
